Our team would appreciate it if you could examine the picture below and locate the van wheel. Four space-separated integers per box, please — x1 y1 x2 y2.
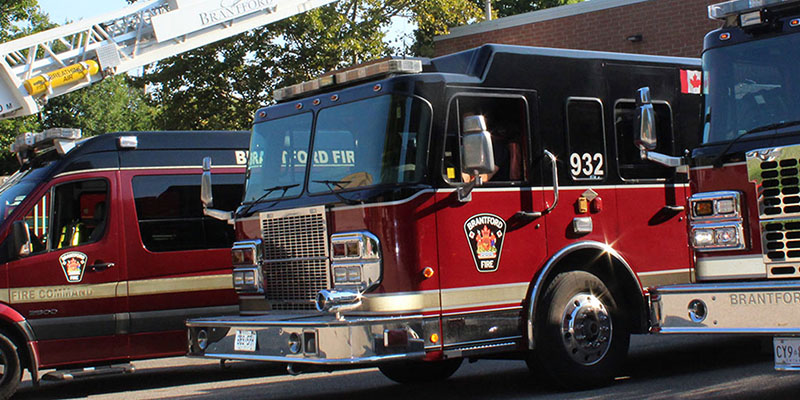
533 270 629 389
0 332 21 400
378 358 462 384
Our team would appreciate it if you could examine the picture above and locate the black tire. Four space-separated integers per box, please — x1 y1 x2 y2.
378 358 462 384
0 332 21 400
532 270 629 389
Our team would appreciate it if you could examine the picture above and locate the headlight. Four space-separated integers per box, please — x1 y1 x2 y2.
231 240 263 293
689 191 742 221
691 224 745 251
330 232 381 291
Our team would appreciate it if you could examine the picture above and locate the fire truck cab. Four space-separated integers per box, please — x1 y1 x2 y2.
648 0 800 371
0 129 248 397
187 44 703 388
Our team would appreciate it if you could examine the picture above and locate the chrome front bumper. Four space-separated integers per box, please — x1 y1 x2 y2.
649 280 800 334
186 312 428 364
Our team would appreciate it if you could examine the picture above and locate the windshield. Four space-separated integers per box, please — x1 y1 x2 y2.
244 94 431 203
703 33 800 144
0 165 51 226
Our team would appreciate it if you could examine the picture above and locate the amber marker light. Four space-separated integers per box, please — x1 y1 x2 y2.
792 19 800 27
693 200 714 217
430 333 439 343
422 267 435 279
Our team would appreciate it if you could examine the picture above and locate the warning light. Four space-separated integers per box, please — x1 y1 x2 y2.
792 19 800 27
422 267 435 279
719 32 731 41
430 333 439 343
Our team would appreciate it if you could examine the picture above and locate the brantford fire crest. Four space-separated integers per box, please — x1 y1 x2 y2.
59 251 88 283
464 213 506 272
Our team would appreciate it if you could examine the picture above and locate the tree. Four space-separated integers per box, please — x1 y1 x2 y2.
477 0 585 19
136 0 482 130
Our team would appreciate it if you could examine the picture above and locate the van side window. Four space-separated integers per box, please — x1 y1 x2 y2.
31 179 110 250
132 174 243 252
23 192 50 253
566 98 606 181
443 95 528 184
615 100 675 180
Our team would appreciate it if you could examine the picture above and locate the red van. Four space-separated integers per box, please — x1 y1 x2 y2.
0 129 248 398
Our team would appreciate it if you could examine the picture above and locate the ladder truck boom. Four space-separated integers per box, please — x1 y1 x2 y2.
0 0 336 120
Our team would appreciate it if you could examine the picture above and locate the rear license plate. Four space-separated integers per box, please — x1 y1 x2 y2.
774 337 800 370
234 330 257 352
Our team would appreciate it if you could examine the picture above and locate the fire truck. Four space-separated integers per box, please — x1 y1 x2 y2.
0 0 335 397
647 0 800 371
187 45 704 388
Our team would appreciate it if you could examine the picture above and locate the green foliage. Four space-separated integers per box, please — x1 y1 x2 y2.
477 0 584 19
41 75 159 136
137 0 482 130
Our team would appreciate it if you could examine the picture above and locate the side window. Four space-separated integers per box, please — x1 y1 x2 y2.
443 95 528 184
132 174 243 252
566 98 606 181
615 100 675 180
23 192 50 254
24 179 110 252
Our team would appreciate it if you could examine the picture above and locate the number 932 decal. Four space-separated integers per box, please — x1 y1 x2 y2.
569 152 604 179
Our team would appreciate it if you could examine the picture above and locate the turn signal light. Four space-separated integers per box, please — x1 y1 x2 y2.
694 200 714 217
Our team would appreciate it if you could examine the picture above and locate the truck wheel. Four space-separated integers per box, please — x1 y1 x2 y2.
378 358 462 384
0 332 21 400
533 270 629 388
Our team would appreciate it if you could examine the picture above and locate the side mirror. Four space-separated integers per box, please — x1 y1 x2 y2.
635 87 657 151
461 115 496 178
201 156 213 208
11 221 31 259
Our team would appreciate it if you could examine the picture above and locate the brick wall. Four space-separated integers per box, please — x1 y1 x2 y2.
435 0 722 58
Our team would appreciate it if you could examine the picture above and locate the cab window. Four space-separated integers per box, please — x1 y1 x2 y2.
566 98 606 181
132 174 243 252
443 95 528 184
23 179 110 253
615 100 675 181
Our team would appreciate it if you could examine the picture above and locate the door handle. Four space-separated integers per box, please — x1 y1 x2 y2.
90 262 115 272
662 205 685 212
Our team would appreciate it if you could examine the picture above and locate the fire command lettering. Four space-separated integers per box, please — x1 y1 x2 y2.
11 287 95 302
729 292 800 305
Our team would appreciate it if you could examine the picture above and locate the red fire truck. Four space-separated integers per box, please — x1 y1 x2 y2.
187 45 704 388
647 0 800 371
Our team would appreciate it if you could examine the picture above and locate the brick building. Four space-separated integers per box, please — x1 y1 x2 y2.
435 0 722 58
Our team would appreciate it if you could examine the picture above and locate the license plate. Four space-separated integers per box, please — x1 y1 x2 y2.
774 337 800 370
234 330 257 352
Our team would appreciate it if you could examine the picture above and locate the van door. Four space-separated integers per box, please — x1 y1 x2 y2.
121 169 241 357
8 173 125 367
434 91 548 351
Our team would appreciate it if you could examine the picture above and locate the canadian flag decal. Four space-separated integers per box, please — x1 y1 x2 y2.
680 69 702 94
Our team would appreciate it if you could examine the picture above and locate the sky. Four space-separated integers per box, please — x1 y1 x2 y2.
38 0 131 24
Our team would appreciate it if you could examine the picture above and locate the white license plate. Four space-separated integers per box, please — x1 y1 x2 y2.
234 330 257 352
774 337 800 369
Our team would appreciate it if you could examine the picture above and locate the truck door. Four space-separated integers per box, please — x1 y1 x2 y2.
435 91 549 350
605 64 693 287
8 173 125 367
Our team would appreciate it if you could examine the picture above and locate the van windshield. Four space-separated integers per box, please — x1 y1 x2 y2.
0 165 52 226
703 33 800 144
245 94 431 204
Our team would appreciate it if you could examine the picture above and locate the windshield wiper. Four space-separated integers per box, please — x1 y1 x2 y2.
239 184 299 216
312 180 360 205
712 120 800 168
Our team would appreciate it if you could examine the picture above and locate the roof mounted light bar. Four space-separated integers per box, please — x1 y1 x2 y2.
709 0 799 20
273 59 423 102
10 128 82 163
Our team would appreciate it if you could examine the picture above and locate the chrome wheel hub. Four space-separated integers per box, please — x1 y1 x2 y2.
560 292 612 366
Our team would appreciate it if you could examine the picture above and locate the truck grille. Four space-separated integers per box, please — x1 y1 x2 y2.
748 144 800 275
260 206 329 310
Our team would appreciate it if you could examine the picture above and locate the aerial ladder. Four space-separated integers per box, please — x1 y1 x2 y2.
0 0 337 120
